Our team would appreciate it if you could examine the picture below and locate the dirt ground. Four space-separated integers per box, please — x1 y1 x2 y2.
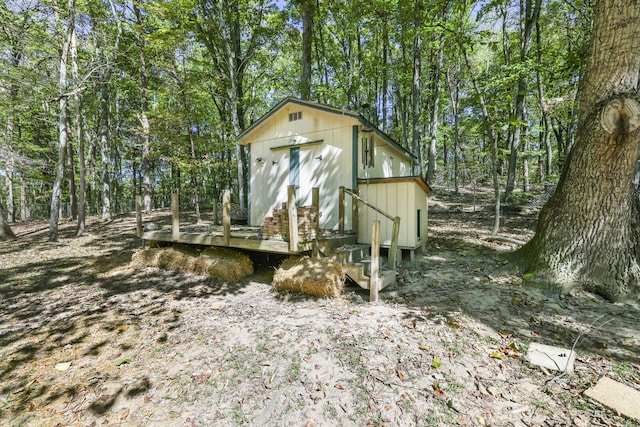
1 187 639 427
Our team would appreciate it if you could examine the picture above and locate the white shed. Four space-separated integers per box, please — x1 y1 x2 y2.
236 97 431 252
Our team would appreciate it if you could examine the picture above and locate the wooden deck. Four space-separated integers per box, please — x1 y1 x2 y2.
142 226 357 255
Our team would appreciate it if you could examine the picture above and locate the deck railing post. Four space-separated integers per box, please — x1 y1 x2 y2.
288 185 299 252
312 187 320 237
389 216 401 270
223 189 231 246
370 220 380 302
352 188 359 238
135 195 143 238
338 186 345 234
171 193 179 242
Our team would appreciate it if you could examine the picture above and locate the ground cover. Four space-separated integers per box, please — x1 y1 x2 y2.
1 188 638 426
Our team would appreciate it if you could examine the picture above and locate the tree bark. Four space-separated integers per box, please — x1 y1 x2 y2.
65 104 77 220
517 0 640 301
463 47 501 235
426 37 444 185
71 24 86 235
134 2 152 215
300 0 314 101
505 0 542 199
49 0 75 242
0 198 16 240
411 0 423 175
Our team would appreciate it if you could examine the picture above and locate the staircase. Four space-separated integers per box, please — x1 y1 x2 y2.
330 244 397 290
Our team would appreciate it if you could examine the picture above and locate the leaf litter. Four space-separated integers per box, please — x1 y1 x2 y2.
0 189 639 426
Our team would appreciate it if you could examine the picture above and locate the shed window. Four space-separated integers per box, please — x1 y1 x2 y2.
289 111 303 121
417 209 422 238
361 135 374 168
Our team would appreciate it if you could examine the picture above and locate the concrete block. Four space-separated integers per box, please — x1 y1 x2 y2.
525 342 575 372
584 376 640 422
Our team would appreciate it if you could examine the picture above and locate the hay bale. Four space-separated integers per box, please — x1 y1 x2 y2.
194 247 254 283
130 245 253 283
273 256 345 297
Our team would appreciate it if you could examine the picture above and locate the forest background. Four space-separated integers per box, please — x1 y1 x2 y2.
0 0 591 239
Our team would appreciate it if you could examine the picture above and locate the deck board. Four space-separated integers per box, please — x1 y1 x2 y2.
141 229 357 255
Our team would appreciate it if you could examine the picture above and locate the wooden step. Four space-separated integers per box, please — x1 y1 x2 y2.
332 244 368 264
343 263 396 290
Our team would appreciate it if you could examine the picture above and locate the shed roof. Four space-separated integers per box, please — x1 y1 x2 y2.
236 97 416 160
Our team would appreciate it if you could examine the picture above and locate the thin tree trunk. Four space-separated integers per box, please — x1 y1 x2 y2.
65 104 77 220
49 0 75 242
411 0 423 175
505 0 542 199
447 57 461 194
426 38 444 185
72 25 86 235
463 48 500 235
19 172 28 221
134 3 152 214
300 0 313 100
535 22 552 180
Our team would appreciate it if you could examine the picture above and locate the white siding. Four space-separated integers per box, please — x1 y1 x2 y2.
247 105 356 229
357 179 428 249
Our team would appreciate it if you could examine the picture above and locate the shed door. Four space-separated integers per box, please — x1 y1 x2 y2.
289 147 300 188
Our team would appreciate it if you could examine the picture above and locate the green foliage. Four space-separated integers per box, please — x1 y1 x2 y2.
0 0 592 219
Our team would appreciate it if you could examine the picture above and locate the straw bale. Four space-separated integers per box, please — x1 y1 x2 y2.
130 245 253 283
194 247 254 283
273 256 345 297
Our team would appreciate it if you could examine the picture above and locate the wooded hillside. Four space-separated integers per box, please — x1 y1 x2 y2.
1 0 590 237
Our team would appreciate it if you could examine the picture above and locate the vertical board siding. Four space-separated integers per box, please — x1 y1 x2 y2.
242 100 419 234
357 180 428 249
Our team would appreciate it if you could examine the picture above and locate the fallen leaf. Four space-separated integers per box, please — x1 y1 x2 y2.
120 409 129 420
334 384 344 390
431 356 442 369
117 325 128 332
305 421 314 427
489 351 505 360
396 368 405 381
115 358 131 366
418 343 431 351
433 389 445 397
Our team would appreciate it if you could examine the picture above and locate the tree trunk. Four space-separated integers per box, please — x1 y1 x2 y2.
463 48 500 235
505 0 542 199
535 22 552 180
517 0 640 301
411 0 423 175
0 198 16 240
72 25 86 235
65 104 77 220
134 2 152 215
426 38 444 185
50 0 75 242
300 0 313 101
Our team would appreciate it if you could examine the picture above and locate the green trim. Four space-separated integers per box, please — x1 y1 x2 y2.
247 144 251 224
352 125 358 189
270 139 324 151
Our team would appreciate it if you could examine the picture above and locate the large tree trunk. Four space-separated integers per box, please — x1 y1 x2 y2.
517 0 640 301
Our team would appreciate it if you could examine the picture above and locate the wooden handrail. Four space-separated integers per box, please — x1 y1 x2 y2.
340 186 401 270
344 188 395 221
